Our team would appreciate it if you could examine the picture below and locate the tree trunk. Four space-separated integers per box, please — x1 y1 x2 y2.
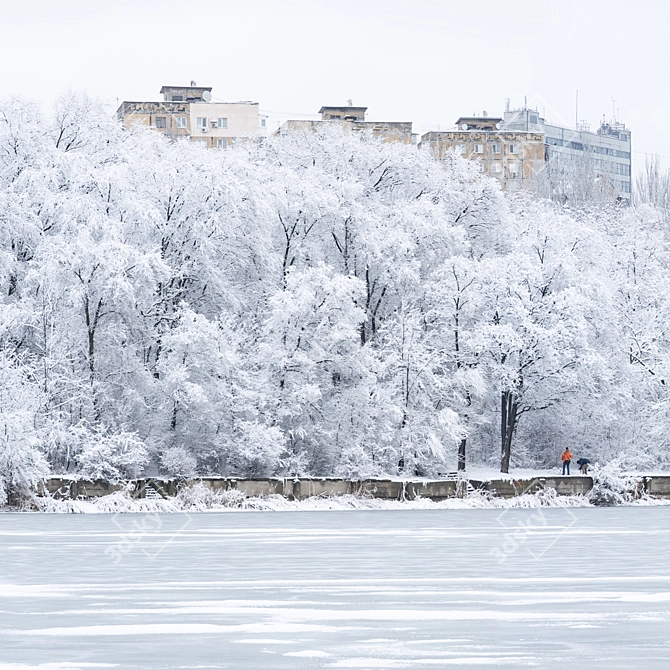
500 390 519 474
457 438 466 471
83 295 103 422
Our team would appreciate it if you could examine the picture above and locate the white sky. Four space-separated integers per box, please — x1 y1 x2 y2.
1 0 667 174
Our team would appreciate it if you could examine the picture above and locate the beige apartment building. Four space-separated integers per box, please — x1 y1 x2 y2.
279 104 415 144
421 117 545 188
115 83 266 148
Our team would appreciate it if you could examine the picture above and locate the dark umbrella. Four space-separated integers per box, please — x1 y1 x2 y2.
577 458 591 466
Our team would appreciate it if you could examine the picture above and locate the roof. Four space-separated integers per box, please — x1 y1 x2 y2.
160 85 212 93
455 117 503 124
319 105 368 114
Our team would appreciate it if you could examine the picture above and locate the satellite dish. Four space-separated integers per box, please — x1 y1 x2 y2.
202 91 212 102
461 124 468 131
496 122 501 130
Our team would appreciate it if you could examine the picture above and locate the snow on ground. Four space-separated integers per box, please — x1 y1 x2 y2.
1 509 670 669
453 466 670 481
465 466 575 480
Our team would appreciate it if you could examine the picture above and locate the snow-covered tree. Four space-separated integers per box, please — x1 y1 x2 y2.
3 94 670 495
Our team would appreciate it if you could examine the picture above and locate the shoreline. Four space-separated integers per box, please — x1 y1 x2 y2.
4 487 670 514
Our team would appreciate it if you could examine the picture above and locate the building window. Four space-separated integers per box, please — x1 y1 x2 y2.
474 143 484 154
155 117 166 129
491 143 501 154
197 117 208 130
508 144 518 154
509 163 519 176
493 163 502 173
171 95 183 101
261 118 266 127
217 118 228 129
176 116 187 129
196 139 208 147
217 138 229 149
530 114 538 124
456 144 466 155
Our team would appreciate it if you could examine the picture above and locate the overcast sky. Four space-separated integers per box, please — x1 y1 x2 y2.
1 0 666 173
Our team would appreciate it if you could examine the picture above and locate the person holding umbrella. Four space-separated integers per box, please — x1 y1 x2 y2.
577 458 591 475
561 447 574 475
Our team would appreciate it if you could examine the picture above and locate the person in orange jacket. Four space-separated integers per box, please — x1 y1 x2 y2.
561 447 574 475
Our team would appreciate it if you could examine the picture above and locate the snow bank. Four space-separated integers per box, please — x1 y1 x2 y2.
7 482 597 513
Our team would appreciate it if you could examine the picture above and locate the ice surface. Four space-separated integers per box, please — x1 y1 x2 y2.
1 508 669 668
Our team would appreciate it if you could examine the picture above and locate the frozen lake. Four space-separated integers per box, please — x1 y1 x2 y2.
1 507 669 669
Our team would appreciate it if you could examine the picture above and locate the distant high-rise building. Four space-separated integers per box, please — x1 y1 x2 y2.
502 106 631 201
115 83 267 149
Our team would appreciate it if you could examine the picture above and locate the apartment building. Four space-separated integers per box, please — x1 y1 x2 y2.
421 116 545 187
501 107 632 200
422 106 632 202
115 83 267 148
279 104 415 144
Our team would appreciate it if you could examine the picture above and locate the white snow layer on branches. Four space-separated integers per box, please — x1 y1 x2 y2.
2 95 670 501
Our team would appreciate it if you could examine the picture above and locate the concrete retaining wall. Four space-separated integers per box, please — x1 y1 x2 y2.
38 474 670 502
39 479 126 499
645 476 670 499
482 477 593 499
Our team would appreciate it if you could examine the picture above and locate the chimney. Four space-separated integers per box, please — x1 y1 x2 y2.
191 80 196 87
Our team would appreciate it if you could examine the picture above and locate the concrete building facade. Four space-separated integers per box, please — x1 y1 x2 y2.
115 84 266 149
421 116 545 188
279 104 415 145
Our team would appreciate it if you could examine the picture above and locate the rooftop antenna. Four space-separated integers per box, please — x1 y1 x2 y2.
612 97 618 123
524 95 527 109
347 99 353 107
505 98 510 111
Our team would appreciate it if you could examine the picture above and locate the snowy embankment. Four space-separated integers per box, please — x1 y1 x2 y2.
10 472 670 513
18 484 590 513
